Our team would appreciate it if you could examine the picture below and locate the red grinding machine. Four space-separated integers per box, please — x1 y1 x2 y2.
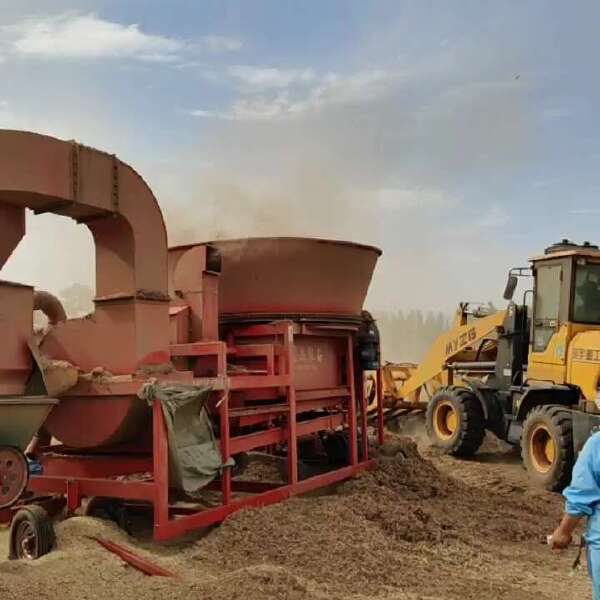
0 130 383 558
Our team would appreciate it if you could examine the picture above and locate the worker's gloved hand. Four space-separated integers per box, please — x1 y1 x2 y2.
548 527 573 550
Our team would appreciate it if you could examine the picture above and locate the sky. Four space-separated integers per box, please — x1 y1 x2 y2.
1 1 600 313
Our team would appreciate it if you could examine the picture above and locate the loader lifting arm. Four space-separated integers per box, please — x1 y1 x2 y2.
388 306 507 404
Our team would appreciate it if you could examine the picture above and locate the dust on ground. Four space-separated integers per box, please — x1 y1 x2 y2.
0 430 590 600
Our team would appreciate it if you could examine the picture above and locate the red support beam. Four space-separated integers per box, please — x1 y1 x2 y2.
205 480 279 493
358 371 369 460
228 374 290 390
284 323 298 485
170 341 227 357
66 479 81 513
376 367 385 446
296 387 350 401
28 476 156 502
152 400 170 533
40 455 152 478
154 460 374 541
229 426 283 455
231 322 297 337
228 413 345 455
346 336 358 465
219 390 232 506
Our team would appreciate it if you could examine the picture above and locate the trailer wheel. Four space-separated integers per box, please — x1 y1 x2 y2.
521 405 573 491
9 505 55 560
426 388 485 457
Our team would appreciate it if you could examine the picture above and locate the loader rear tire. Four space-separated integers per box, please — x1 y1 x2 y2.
426 388 485 457
521 405 574 492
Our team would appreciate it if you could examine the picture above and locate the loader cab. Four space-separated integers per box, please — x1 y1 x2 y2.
527 240 600 383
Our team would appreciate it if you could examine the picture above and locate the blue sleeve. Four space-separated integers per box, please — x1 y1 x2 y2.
563 433 600 517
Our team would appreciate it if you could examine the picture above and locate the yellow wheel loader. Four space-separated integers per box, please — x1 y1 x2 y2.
380 239 600 491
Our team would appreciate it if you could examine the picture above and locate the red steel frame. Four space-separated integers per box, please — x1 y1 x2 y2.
25 320 377 540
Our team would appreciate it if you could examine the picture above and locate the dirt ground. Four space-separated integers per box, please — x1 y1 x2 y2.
0 421 592 600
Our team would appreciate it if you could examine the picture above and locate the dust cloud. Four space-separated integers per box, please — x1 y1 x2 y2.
157 58 533 317
1 45 533 338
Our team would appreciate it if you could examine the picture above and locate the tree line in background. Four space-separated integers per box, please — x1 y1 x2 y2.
373 309 451 363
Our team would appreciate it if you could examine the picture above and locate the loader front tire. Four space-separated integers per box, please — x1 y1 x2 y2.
521 405 573 491
426 388 485 457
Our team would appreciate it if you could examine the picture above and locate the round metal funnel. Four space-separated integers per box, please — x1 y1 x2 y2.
205 237 381 317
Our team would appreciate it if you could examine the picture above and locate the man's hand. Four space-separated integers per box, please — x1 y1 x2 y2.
548 526 573 550
548 514 582 550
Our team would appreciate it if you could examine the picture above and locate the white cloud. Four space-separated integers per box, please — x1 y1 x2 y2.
202 35 242 53
191 68 397 120
569 208 600 215
0 13 241 64
541 107 572 121
190 96 291 121
228 65 315 88
3 13 182 62
376 188 455 212
477 205 510 227
190 109 219 118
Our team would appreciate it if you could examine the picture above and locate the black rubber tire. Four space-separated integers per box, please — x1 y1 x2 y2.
321 431 350 465
232 452 250 477
84 497 132 533
425 387 485 457
521 405 574 491
9 505 55 560
276 459 319 481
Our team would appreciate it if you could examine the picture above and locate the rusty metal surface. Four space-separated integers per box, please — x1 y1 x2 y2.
0 130 173 449
168 244 219 343
170 238 381 317
0 131 380 464
0 446 28 508
0 281 34 395
44 394 150 449
27 337 78 397
0 397 58 450
294 336 345 390
0 130 170 375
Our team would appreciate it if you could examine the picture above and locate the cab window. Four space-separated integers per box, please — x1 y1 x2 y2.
573 262 600 324
533 264 561 352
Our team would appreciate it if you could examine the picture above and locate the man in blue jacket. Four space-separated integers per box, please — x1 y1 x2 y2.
550 432 600 599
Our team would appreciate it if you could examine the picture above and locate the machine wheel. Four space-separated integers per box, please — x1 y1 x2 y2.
521 405 573 491
9 505 55 560
426 388 485 457
0 446 29 509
